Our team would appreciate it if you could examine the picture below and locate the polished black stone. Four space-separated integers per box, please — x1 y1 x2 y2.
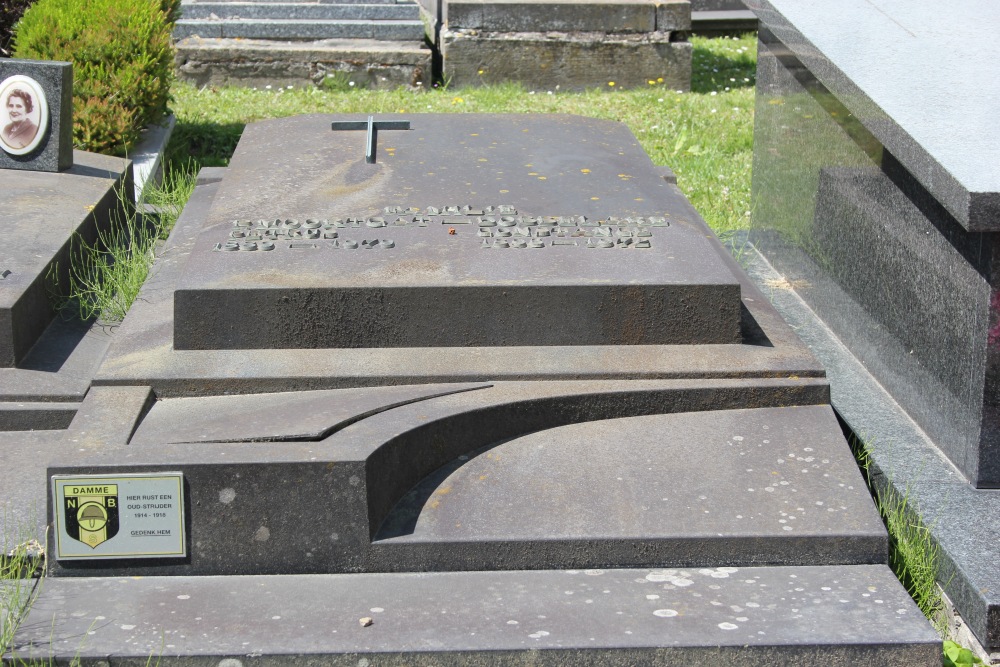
749 27 999 489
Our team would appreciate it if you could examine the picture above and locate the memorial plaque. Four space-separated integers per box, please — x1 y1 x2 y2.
173 114 744 350
51 473 186 560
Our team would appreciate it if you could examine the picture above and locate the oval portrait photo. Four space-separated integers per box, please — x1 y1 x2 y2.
0 74 48 156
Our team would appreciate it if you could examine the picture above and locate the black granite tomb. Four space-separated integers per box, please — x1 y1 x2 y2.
745 0 1000 653
0 154 131 368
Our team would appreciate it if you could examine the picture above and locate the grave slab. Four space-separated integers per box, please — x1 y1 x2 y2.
47 379 888 578
95 166 825 396
0 151 130 372
172 115 739 351
10 565 940 666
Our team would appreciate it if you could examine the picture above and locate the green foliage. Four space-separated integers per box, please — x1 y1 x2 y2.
0 0 35 57
55 184 164 323
0 514 45 662
851 435 947 633
14 0 175 155
943 640 985 667
141 163 197 240
160 0 182 24
881 485 945 626
54 166 194 322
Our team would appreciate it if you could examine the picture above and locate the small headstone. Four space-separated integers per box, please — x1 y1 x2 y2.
0 58 73 172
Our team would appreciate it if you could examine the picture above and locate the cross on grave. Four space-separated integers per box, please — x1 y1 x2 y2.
330 115 410 164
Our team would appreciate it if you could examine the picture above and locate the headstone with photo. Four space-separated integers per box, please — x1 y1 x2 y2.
0 58 73 172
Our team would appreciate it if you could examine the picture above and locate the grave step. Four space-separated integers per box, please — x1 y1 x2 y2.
180 1 421 21
49 388 885 577
370 405 887 571
173 17 426 40
11 565 941 665
0 401 78 431
174 37 431 89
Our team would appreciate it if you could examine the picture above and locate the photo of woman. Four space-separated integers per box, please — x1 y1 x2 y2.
0 75 48 155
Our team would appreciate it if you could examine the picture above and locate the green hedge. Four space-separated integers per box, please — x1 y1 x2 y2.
0 0 36 57
14 0 176 155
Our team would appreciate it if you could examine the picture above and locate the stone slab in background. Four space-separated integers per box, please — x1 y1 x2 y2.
0 151 131 367
691 9 756 33
0 59 73 172
442 30 691 91
181 2 422 19
174 37 431 89
446 0 658 33
173 17 427 40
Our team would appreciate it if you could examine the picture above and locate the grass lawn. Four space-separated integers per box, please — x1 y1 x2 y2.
165 33 757 236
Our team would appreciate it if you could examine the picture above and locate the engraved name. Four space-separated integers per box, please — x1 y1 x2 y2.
214 206 669 252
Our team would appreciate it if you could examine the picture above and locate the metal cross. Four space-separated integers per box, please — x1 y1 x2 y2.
330 116 410 164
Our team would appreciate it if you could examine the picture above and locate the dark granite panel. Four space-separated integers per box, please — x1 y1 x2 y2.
750 34 1000 486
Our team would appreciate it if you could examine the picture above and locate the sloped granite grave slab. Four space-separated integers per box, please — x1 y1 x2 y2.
172 115 742 350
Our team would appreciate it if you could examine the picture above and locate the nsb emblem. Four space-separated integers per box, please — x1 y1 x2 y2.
63 483 120 549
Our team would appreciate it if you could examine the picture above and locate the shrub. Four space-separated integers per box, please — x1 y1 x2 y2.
13 0 175 155
0 0 36 57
